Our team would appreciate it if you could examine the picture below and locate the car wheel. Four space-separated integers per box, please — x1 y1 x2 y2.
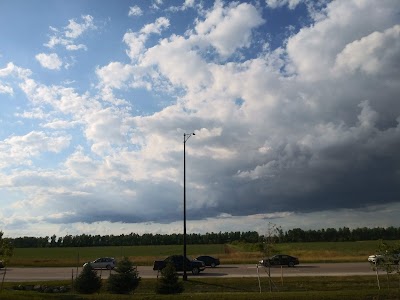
192 267 200 275
288 262 295 267
211 262 216 268
106 265 112 270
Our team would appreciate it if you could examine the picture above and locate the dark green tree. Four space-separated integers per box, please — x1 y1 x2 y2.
74 264 102 294
0 231 13 265
155 262 183 294
107 256 140 294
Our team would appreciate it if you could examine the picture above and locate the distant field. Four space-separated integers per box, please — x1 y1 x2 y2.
9 240 395 267
11 244 225 267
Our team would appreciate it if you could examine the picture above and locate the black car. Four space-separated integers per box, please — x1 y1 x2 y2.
153 255 206 275
195 255 220 268
259 254 299 267
0 260 4 269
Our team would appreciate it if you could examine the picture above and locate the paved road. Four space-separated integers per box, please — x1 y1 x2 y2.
1 263 375 282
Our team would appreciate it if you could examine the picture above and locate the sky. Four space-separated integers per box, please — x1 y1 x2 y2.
0 0 400 239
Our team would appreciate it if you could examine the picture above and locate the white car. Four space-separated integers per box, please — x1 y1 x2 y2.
368 254 382 264
83 257 116 270
368 253 400 265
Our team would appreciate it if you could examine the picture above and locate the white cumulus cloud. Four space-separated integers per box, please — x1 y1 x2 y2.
129 5 143 16
35 53 63 70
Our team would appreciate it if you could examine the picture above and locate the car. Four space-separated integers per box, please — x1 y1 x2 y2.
83 257 116 270
195 255 220 268
259 254 299 267
0 260 4 269
153 255 206 275
368 254 385 264
368 253 400 265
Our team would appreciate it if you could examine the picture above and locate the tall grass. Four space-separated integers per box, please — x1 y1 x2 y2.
9 240 394 267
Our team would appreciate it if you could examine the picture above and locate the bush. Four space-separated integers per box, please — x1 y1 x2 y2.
107 256 141 294
155 262 183 294
74 264 102 294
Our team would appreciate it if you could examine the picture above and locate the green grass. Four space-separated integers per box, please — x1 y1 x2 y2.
10 244 225 267
8 240 398 267
1 276 399 299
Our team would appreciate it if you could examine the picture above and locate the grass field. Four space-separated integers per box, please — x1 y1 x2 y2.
11 244 225 267
1 276 399 299
8 240 395 267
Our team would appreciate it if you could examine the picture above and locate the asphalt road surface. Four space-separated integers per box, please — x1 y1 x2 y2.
1 263 376 282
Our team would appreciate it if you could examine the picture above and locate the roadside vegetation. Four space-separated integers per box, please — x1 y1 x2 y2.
0 231 13 266
1 276 399 299
73 264 102 294
106 256 140 294
155 262 183 294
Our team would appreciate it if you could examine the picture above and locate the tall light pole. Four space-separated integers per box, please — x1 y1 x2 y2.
183 132 194 281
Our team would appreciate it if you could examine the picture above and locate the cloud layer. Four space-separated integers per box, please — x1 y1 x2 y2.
0 0 399 237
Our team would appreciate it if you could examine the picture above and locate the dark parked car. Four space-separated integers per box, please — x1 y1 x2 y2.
259 254 299 267
0 260 4 269
196 255 220 267
153 255 206 275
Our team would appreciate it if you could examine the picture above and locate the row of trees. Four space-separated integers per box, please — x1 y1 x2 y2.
282 226 400 242
6 226 400 248
9 231 259 248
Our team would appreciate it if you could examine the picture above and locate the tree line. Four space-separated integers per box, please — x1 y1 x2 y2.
6 226 400 248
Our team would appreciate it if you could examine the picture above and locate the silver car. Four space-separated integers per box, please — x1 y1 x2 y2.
83 257 116 270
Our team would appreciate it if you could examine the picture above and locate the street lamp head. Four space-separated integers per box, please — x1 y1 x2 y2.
184 132 195 143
